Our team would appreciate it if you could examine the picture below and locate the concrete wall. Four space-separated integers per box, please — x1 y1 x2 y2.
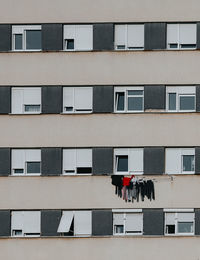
0 0 200 23
0 175 199 209
0 237 200 260
0 52 200 85
0 114 199 147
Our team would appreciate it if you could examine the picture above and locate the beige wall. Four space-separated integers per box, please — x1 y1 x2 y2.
0 0 200 23
0 51 200 85
0 114 199 147
0 237 200 260
0 175 199 209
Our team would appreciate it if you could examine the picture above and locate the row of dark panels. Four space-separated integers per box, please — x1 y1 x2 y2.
0 85 200 114
0 147 200 176
1 23 200 52
0 209 199 237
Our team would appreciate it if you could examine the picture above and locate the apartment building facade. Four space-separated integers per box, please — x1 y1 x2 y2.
0 0 200 259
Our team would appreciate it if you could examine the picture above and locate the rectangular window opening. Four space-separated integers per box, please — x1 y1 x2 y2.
116 155 128 172
24 105 40 113
76 167 92 174
26 162 41 174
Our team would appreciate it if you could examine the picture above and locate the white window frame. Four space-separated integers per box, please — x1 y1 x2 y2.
63 87 93 114
165 148 195 175
114 86 144 113
166 86 196 112
63 25 93 51
164 209 194 236
11 87 41 114
11 149 41 176
57 210 92 237
167 23 197 50
11 211 41 237
114 148 144 175
114 24 144 51
63 149 92 175
12 25 42 51
113 209 143 236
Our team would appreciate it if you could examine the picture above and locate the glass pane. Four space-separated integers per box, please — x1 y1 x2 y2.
128 97 143 111
178 222 193 233
117 156 128 172
27 162 41 174
15 34 23 50
180 96 195 110
116 93 125 111
26 30 41 50
168 93 176 110
183 155 194 172
117 45 125 50
114 225 124 234
14 169 24 174
128 90 143 95
166 225 175 234
24 105 40 112
66 39 74 50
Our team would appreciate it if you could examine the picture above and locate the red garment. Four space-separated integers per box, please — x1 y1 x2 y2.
123 177 132 186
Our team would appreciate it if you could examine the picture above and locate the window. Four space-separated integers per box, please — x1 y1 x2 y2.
115 87 144 112
12 149 41 175
166 86 196 112
57 211 92 236
167 24 196 50
63 25 93 51
114 148 143 175
12 87 41 114
12 25 42 51
115 24 144 50
63 149 92 175
63 87 92 113
165 148 195 175
11 211 41 237
113 210 143 235
165 210 194 236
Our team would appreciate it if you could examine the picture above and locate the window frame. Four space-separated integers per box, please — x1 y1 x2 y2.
11 211 41 237
164 209 195 236
57 210 92 237
114 148 144 175
114 24 145 51
63 24 93 51
63 149 92 176
63 87 93 114
165 148 195 175
11 149 41 176
11 87 41 115
113 209 143 236
167 23 197 50
12 25 42 51
166 86 196 112
114 86 144 113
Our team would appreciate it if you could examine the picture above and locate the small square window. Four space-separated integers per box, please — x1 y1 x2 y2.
26 30 41 50
114 225 124 234
27 162 41 174
66 39 74 50
166 225 175 234
179 96 195 111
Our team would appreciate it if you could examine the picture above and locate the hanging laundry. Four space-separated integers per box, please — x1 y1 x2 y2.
111 175 155 203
